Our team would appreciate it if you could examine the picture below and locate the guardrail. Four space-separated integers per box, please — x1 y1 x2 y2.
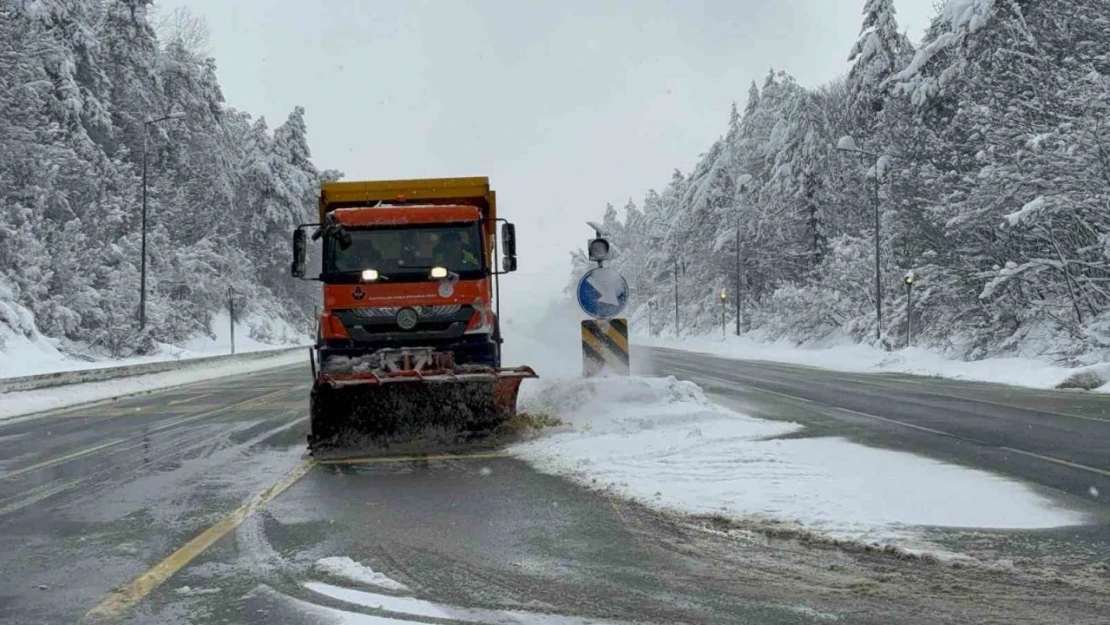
0 346 308 395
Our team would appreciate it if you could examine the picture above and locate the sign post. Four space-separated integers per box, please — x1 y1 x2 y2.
578 223 630 376
577 266 630 376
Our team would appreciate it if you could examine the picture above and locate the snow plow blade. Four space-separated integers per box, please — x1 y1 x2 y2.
308 366 537 456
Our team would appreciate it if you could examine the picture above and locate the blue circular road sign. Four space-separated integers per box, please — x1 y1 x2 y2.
577 267 629 319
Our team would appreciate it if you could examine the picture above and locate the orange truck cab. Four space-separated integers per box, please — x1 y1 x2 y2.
291 177 518 372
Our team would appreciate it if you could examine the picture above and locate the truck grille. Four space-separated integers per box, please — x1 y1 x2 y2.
332 306 474 341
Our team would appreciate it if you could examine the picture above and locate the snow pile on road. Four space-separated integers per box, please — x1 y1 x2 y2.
638 331 1103 391
514 375 1084 546
313 557 409 591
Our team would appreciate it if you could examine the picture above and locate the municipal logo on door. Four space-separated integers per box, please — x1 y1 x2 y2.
576 267 629 319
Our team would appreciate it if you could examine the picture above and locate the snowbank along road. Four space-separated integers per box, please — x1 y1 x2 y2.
1 358 1109 624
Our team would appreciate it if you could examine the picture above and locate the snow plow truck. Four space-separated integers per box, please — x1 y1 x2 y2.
290 177 536 454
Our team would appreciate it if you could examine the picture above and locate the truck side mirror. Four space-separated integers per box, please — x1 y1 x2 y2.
502 255 517 273
291 229 307 278
501 223 517 258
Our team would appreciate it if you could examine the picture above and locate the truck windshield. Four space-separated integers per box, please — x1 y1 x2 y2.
325 223 485 280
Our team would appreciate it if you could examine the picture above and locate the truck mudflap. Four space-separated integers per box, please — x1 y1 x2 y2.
308 347 536 455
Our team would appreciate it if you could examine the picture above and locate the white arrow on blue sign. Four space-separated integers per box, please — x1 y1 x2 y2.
577 267 629 319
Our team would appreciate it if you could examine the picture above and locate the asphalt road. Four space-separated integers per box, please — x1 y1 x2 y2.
1 356 1108 624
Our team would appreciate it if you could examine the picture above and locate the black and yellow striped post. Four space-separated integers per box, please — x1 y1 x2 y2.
581 318 630 376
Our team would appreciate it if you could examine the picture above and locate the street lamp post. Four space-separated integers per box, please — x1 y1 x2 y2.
228 285 236 355
837 135 883 342
719 290 727 338
673 255 680 339
140 112 187 329
735 174 752 336
903 271 915 347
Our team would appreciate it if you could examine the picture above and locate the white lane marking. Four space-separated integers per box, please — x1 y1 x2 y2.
0 478 85 517
167 393 213 406
1000 447 1110 478
0 386 296 482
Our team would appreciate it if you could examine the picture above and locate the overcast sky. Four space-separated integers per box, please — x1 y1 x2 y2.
165 0 937 320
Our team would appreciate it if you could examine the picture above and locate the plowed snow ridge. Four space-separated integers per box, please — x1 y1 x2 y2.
513 375 1084 549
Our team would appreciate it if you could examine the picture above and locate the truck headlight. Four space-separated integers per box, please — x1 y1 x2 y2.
430 266 448 279
362 269 380 281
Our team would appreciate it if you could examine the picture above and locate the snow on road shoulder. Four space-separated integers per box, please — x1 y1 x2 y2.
0 310 308 380
0 350 306 422
514 375 1084 549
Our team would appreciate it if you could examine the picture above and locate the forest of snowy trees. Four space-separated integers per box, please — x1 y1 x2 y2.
578 0 1110 362
0 1 333 357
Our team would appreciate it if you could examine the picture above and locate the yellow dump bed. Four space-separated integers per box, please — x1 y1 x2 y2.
319 177 496 224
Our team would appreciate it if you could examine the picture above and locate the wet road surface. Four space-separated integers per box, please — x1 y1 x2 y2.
1 358 1108 624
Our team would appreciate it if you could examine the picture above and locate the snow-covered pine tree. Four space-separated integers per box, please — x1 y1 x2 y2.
847 0 914 116
0 3 330 358
576 0 1110 361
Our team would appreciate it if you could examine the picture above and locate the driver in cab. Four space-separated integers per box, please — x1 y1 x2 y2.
434 231 479 269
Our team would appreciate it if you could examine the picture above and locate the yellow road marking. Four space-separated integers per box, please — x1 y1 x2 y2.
166 393 213 406
1000 447 1110 478
85 457 317 622
317 450 509 466
0 387 294 483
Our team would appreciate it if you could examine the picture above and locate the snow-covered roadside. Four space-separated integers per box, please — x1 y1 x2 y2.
0 311 308 381
0 349 307 422
639 331 1110 391
513 375 1085 551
